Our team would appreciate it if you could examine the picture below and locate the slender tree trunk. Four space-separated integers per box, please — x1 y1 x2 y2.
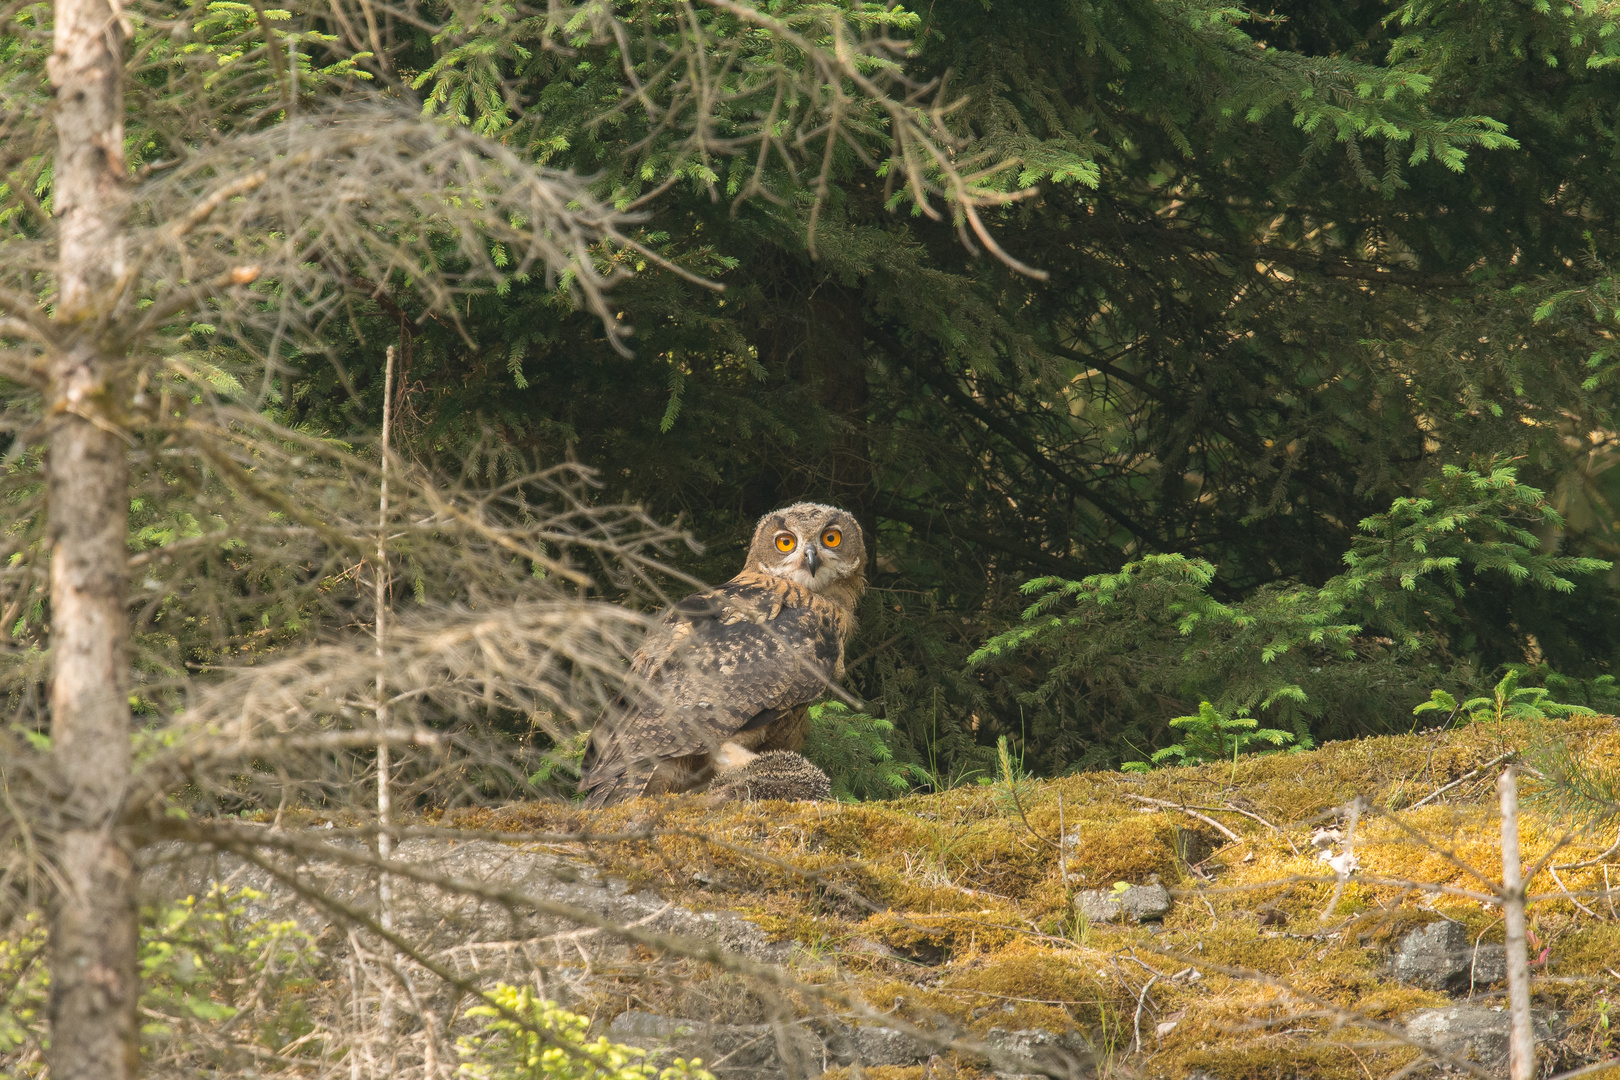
45 0 137 1077
1498 767 1536 1080
376 344 396 1041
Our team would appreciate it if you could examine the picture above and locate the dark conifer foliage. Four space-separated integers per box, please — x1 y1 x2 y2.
278 0 1620 779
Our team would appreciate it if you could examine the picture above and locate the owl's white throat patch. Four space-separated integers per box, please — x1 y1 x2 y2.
712 741 758 771
760 559 833 590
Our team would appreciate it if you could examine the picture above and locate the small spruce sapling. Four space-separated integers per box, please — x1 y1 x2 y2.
988 734 1040 808
1123 701 1296 780
802 701 926 801
1413 667 1598 728
528 730 592 796
458 984 715 1080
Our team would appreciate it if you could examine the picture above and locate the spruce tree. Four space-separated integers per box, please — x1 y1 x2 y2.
305 0 1620 774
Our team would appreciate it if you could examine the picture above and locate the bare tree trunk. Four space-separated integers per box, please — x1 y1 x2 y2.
45 0 137 1077
375 343 396 1043
1498 767 1535 1080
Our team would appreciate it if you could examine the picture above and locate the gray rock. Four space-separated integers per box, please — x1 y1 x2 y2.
805 1019 931 1067
1405 1005 1553 1072
1074 884 1172 924
607 1010 938 1074
608 1011 705 1042
985 1026 1092 1078
147 836 790 970
1389 920 1507 993
850 1025 929 1066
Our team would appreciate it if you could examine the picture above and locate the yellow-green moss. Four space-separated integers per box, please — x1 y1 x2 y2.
817 1066 932 1080
1174 1044 1415 1080
454 718 1620 1080
1064 814 1183 886
943 944 1117 1030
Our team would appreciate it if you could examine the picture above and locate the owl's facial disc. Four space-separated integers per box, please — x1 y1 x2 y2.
753 505 861 592
769 527 849 590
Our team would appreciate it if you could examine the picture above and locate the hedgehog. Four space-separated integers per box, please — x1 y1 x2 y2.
707 743 832 802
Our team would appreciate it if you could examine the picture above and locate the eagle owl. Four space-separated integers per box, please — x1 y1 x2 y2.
578 503 866 806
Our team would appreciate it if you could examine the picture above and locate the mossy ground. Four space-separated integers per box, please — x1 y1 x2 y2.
453 718 1620 1078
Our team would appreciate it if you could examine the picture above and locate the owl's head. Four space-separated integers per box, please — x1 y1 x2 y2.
747 502 866 592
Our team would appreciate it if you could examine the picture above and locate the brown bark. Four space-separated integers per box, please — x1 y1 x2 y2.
45 0 138 1076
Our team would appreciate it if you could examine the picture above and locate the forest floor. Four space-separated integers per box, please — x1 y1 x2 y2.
449 716 1620 1080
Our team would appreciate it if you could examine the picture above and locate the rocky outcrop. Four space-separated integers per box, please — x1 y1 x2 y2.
131 720 1620 1080
153 835 791 976
149 836 1093 1077
1405 1005 1556 1073
607 1010 938 1078
1388 920 1507 993
1073 883 1172 924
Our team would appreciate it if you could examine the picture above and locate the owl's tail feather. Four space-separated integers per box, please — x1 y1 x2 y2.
578 766 650 808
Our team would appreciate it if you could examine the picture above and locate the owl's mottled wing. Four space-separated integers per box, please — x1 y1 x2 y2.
579 573 846 806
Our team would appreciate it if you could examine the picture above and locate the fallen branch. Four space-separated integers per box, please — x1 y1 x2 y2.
1131 974 1158 1055
1219 803 1283 833
1546 1059 1620 1080
1554 828 1620 871
1123 794 1242 844
1410 752 1517 810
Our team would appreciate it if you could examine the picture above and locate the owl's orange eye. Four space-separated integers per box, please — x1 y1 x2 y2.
774 532 797 554
821 528 842 548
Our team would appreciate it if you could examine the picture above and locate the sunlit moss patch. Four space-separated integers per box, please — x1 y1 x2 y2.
468 717 1620 1078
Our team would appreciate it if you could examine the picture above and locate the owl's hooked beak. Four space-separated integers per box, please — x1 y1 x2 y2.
802 545 821 576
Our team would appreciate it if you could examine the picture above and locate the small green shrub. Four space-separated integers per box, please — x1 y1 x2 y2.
141 884 320 1052
457 984 714 1080
529 729 591 796
0 914 47 1077
0 884 320 1076
1414 666 1598 728
802 701 927 801
1121 701 1298 777
971 459 1611 765
987 733 1041 815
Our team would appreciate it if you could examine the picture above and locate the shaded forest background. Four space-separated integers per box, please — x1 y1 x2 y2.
29 0 1620 785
